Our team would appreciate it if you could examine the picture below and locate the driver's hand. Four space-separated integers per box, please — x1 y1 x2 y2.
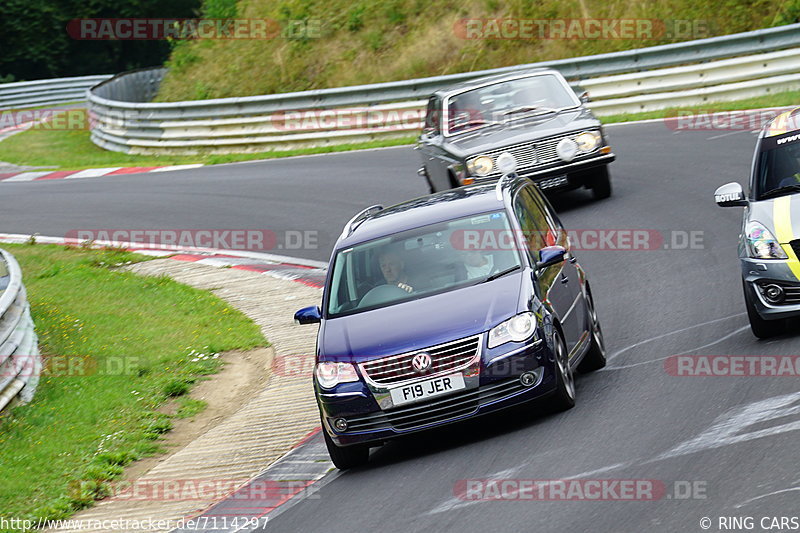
397 282 414 293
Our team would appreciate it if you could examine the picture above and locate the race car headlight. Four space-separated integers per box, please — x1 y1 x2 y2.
488 312 538 348
467 155 494 176
556 138 578 162
315 362 359 389
575 131 601 152
745 221 788 259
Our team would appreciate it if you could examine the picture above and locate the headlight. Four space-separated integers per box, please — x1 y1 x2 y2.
745 221 788 259
575 131 601 152
488 312 538 348
467 155 494 176
315 361 359 389
556 138 578 162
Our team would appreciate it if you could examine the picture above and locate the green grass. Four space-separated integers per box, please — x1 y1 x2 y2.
155 0 795 102
0 244 266 526
0 127 417 171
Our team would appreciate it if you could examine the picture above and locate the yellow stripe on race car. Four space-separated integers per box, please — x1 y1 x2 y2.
773 195 800 281
765 108 800 137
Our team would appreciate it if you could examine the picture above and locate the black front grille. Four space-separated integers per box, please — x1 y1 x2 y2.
757 279 800 305
344 377 528 433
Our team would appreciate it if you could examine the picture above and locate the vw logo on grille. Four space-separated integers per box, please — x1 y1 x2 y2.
411 352 432 373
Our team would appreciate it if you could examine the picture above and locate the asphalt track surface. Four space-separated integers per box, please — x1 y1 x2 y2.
4 122 800 532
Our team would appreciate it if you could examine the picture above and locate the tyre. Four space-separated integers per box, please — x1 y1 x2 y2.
323 427 369 470
590 165 612 200
548 328 576 411
577 287 606 373
420 166 436 194
448 171 460 190
743 280 785 339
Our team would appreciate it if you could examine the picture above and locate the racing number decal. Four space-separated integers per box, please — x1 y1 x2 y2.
773 196 800 281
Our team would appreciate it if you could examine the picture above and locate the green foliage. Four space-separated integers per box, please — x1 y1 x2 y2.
0 0 200 81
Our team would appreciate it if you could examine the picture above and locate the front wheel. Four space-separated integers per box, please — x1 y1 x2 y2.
743 280 785 339
323 427 369 470
548 328 576 411
589 165 612 200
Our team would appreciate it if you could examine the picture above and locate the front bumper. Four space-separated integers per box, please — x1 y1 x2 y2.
472 152 615 192
741 257 800 320
318 338 555 447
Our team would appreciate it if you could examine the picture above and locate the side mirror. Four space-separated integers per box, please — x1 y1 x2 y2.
536 245 567 270
714 182 747 207
579 91 591 104
294 306 322 324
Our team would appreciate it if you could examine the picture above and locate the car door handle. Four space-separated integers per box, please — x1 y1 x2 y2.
561 274 569 284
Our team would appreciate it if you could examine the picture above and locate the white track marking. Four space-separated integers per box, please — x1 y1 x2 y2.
606 313 746 362
66 167 122 178
603 325 749 371
650 391 800 462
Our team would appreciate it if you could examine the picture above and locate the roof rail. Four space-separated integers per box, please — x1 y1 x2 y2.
340 204 384 239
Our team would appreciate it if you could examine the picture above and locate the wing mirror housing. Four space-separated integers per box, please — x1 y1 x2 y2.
536 245 567 270
714 182 747 207
294 305 322 324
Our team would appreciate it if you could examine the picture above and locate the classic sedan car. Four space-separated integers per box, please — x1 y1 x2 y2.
715 107 800 338
295 154 606 469
416 68 615 199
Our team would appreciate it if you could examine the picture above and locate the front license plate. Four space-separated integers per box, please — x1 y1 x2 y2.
389 373 466 406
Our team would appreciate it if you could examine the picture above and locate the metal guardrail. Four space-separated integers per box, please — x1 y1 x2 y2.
81 22 800 154
0 75 112 111
0 249 40 413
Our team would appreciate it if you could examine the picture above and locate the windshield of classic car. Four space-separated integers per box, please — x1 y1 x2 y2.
446 74 578 135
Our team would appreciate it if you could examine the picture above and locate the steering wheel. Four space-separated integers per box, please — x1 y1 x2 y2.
359 284 411 308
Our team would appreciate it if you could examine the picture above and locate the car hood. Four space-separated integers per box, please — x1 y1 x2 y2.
442 108 600 159
748 194 800 242
319 272 529 362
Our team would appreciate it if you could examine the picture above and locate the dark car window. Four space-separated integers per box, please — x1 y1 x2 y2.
326 211 521 318
423 96 441 135
513 186 558 259
756 139 800 198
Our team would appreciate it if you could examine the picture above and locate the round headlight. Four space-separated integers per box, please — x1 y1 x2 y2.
508 313 535 341
556 138 578 162
575 131 600 152
496 152 517 175
467 155 494 176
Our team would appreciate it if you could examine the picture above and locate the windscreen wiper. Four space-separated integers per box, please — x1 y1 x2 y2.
501 105 558 117
759 183 800 200
481 265 521 284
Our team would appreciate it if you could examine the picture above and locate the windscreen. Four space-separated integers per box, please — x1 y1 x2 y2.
327 211 522 318
756 133 800 199
446 74 577 135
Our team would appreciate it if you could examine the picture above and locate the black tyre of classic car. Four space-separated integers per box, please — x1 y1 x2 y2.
589 166 612 200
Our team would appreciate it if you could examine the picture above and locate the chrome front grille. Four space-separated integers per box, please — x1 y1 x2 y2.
359 335 480 386
480 134 578 178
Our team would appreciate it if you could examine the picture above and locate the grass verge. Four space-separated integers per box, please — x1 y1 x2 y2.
0 244 266 526
0 127 417 172
1 90 799 172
